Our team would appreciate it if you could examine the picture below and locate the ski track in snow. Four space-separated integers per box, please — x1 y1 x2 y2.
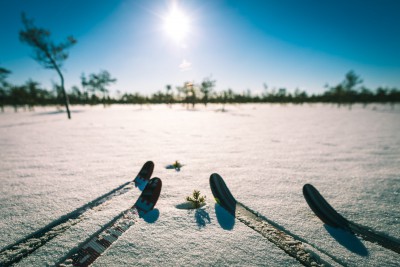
0 104 399 266
235 203 329 266
57 206 139 267
0 181 134 266
235 203 345 267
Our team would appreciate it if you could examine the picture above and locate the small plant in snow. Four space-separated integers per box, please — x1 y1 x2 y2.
172 160 183 169
166 160 184 171
186 190 206 208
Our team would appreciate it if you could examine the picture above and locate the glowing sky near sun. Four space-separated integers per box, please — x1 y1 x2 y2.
163 5 190 43
1 0 400 95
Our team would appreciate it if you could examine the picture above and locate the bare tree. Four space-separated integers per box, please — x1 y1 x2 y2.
19 13 76 119
165 84 172 108
25 79 40 111
0 67 12 112
187 82 197 109
9 85 29 112
81 70 116 107
200 77 215 107
343 70 363 92
176 84 186 106
0 67 11 86
80 73 90 103
181 82 196 109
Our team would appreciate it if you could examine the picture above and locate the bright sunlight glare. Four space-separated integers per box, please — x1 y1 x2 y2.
163 6 190 42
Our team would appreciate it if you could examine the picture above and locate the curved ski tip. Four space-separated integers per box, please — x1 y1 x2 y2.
144 177 162 202
210 173 223 181
137 161 155 178
210 172 225 183
149 177 162 188
303 183 316 195
303 183 323 206
136 177 162 216
302 183 350 230
209 173 225 191
209 173 220 187
144 161 155 171
141 160 154 167
209 173 237 215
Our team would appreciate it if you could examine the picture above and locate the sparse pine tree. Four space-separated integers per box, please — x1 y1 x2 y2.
19 13 76 119
186 190 206 208
81 70 116 107
0 67 12 112
200 77 215 107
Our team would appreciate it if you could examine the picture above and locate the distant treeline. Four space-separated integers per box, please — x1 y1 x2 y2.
0 69 399 112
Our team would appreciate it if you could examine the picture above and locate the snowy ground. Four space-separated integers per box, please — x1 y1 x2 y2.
0 103 399 266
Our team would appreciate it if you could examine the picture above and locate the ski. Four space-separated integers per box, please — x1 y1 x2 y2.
210 173 337 267
57 177 162 267
134 161 154 188
303 184 400 254
0 161 154 267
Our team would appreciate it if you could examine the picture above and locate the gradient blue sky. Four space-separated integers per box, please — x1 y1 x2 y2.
1 0 400 95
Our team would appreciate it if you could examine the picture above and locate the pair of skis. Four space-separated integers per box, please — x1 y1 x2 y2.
0 161 161 267
210 174 400 267
57 174 161 267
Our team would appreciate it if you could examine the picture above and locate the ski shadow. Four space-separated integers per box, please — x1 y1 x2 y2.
195 208 211 228
215 203 235 230
324 225 369 256
143 208 160 223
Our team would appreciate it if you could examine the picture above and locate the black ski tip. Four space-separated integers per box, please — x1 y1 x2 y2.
135 177 162 216
209 173 237 215
303 183 349 230
134 161 155 187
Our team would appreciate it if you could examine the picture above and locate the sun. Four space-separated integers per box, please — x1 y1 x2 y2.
163 6 190 42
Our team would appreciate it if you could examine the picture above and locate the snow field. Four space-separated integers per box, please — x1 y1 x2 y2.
0 104 399 266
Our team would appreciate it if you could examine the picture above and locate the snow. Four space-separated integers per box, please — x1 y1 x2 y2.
0 104 399 266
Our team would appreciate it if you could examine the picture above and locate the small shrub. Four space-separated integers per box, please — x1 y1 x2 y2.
166 160 184 171
172 160 183 169
186 190 206 208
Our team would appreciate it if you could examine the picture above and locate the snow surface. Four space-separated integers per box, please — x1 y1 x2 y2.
0 103 399 266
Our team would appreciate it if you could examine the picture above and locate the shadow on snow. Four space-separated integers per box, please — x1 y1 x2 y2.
33 110 85 116
214 203 235 230
143 208 160 224
324 225 369 256
195 208 211 228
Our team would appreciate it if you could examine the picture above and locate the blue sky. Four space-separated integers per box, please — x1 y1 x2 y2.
1 0 400 95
